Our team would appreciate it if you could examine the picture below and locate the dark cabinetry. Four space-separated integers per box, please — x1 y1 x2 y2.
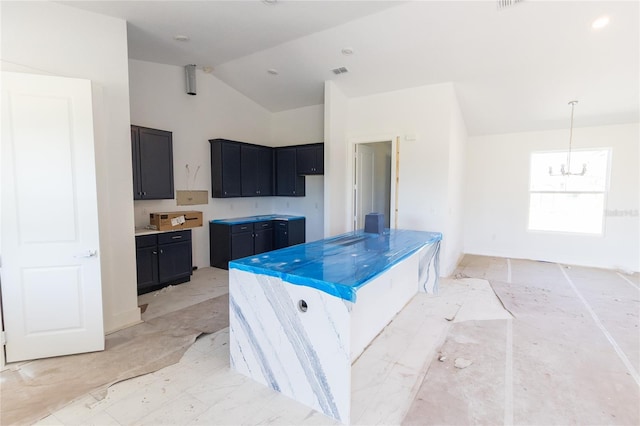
210 218 304 269
210 139 242 198
296 143 324 175
210 221 274 269
135 230 192 295
274 218 306 250
275 147 305 197
210 139 323 198
131 126 174 200
241 144 274 196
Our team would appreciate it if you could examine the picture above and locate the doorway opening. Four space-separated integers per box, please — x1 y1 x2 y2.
353 139 396 231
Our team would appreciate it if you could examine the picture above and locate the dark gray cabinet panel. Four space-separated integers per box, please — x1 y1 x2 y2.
253 221 274 254
210 219 302 269
241 144 274 196
275 147 305 197
132 126 174 200
135 230 192 295
210 139 242 198
296 143 324 175
274 218 306 250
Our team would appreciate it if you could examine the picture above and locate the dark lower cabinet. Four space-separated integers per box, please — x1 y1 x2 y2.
274 218 306 249
253 221 274 254
210 218 303 269
135 230 192 295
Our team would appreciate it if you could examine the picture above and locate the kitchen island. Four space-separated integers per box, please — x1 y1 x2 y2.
228 229 441 424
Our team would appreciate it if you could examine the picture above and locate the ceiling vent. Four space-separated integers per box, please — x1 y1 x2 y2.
497 0 524 10
332 67 349 75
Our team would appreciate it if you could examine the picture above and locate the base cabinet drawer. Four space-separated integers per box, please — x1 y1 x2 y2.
136 230 193 295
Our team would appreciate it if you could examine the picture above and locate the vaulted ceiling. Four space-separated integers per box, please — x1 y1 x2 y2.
62 0 639 136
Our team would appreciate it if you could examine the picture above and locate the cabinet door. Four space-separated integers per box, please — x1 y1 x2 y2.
158 240 192 283
231 231 254 260
256 146 274 196
211 139 242 198
313 144 324 174
276 147 305 196
131 127 142 199
274 221 289 250
136 246 159 291
296 143 324 175
240 145 258 196
296 145 316 174
134 126 174 199
241 145 274 196
254 228 274 255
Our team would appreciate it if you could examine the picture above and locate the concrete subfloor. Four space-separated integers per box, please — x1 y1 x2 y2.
28 255 639 425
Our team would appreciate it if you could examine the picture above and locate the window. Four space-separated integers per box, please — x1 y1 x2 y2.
528 149 610 234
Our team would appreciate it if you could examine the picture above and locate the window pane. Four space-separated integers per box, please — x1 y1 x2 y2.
528 193 604 234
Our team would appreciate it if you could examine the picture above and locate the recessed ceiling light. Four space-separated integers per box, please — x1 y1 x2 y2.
174 35 190 42
341 47 354 55
262 0 278 5
592 15 610 30
202 66 214 74
267 69 279 75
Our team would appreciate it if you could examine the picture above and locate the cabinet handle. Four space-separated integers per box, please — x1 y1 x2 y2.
152 251 157 255
262 224 269 228
159 249 163 254
142 192 147 196
171 235 182 239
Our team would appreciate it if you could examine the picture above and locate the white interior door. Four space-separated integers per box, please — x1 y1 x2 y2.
355 144 375 230
1 72 104 362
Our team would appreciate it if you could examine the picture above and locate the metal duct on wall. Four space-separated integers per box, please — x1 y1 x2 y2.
185 64 196 95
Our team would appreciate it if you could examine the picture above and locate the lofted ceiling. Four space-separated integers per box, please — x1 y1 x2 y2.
61 0 639 136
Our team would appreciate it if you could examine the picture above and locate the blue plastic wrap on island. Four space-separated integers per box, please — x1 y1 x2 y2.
229 229 442 302
210 214 305 225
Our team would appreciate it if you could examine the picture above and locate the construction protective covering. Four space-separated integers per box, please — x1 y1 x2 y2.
230 229 442 302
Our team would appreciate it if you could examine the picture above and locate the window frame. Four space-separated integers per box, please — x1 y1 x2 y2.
527 148 612 236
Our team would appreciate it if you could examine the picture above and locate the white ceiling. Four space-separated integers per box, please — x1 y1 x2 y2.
62 0 639 136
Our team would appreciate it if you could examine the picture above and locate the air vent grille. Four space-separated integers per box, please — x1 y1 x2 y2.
332 67 349 75
497 0 524 10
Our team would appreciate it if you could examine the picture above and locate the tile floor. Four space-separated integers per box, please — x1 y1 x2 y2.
29 256 639 425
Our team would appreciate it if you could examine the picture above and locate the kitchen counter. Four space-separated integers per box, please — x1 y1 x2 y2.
229 228 441 423
230 229 442 302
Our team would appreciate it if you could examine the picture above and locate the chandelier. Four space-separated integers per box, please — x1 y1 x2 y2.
549 100 587 176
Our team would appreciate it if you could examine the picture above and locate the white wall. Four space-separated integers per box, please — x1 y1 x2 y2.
341 83 466 275
270 104 325 242
446 93 468 271
1 1 140 333
129 59 273 268
324 82 351 237
465 123 639 272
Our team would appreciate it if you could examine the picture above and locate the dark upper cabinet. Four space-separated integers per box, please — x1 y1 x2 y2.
210 139 242 198
296 143 324 175
131 126 174 200
276 147 305 197
241 144 274 196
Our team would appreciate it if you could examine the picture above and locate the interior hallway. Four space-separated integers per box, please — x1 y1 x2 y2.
18 255 640 425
